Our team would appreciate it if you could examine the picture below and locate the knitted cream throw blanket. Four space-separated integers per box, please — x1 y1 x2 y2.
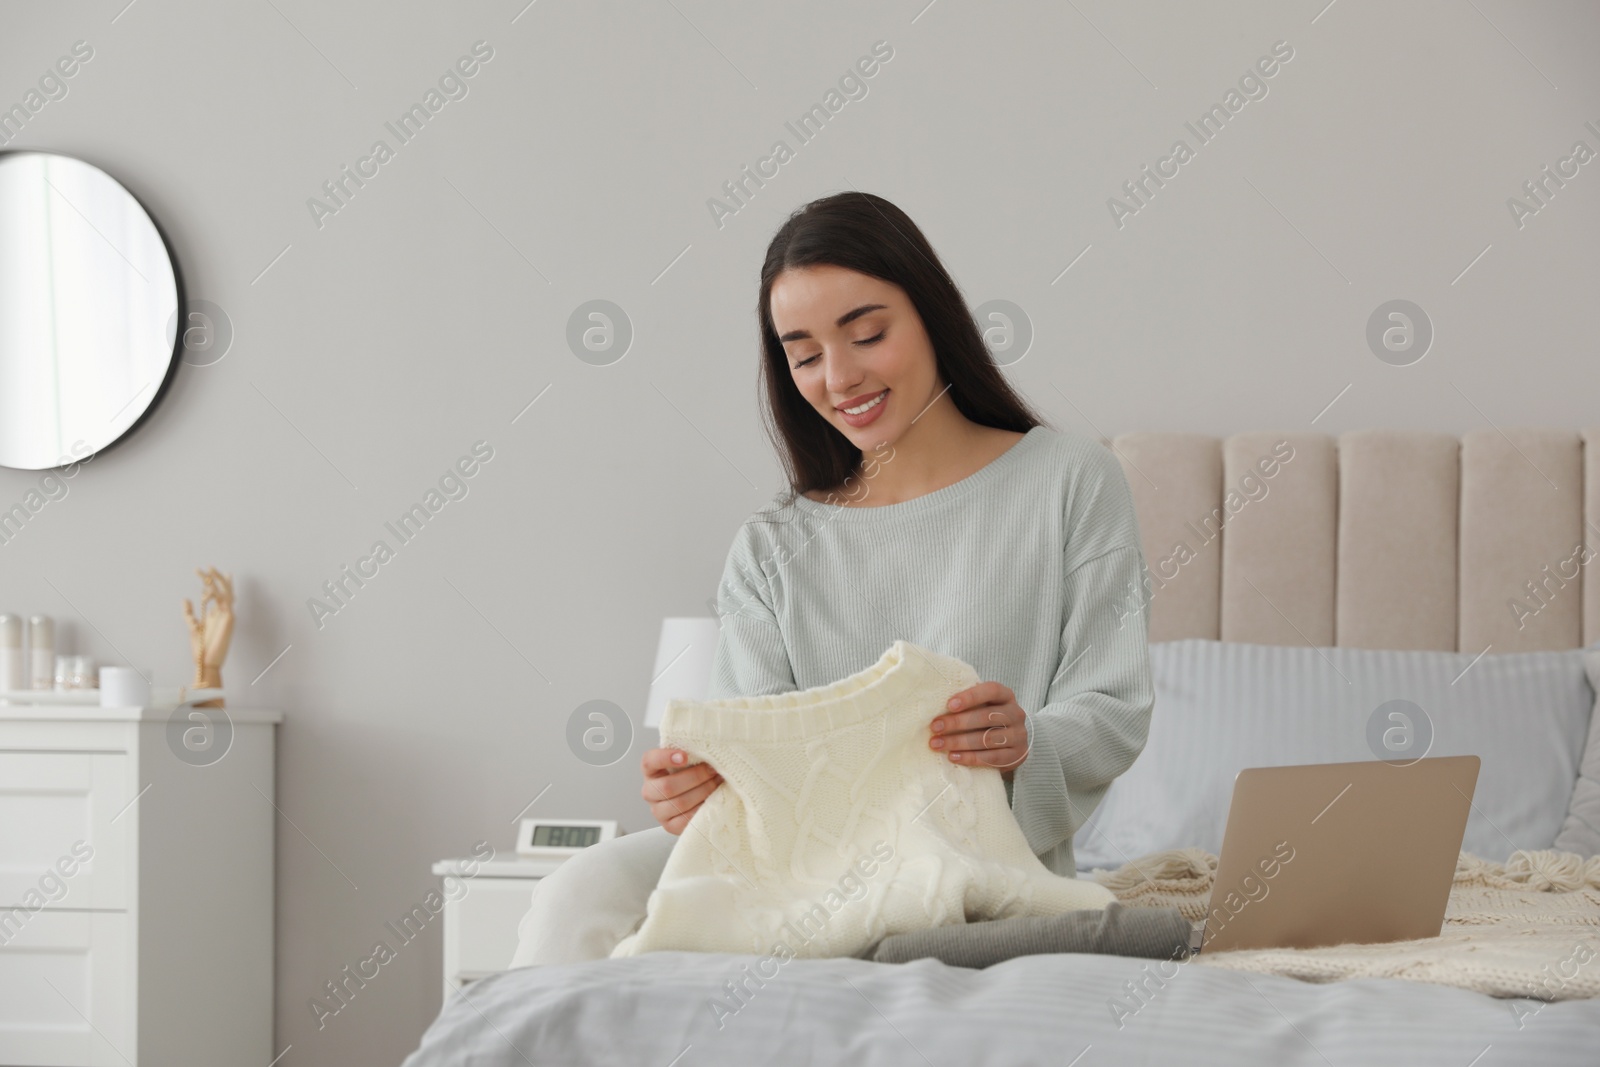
1094 848 1600 1000
612 640 1115 959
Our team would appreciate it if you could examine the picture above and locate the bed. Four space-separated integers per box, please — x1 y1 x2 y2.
405 948 1600 1065
403 428 1600 1065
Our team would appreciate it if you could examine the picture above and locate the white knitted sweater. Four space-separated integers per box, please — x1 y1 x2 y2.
611 639 1116 959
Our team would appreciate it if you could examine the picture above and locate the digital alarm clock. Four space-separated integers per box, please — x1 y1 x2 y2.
515 818 620 859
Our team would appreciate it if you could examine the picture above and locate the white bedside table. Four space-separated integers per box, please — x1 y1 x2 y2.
430 856 566 999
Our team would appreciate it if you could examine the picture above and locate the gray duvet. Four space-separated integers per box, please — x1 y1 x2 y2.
401 950 1600 1066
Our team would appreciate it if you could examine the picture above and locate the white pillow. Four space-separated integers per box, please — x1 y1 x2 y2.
1553 648 1600 856
1073 639 1594 869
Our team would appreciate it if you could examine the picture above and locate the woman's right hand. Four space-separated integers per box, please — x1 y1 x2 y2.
641 747 723 834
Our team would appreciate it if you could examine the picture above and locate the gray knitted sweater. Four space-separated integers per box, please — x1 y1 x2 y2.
705 425 1155 875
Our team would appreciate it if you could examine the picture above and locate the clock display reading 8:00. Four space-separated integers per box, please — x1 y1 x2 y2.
532 825 601 848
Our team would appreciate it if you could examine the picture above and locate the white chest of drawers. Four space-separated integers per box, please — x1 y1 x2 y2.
0 704 280 1067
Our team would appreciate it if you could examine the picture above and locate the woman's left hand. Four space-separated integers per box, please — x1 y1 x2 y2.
928 681 1029 780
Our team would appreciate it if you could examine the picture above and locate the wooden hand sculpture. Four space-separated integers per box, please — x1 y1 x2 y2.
182 567 235 707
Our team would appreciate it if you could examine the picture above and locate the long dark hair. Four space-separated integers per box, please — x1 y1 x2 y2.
756 191 1050 507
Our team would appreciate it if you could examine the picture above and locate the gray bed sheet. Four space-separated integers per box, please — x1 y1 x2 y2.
401 950 1600 1066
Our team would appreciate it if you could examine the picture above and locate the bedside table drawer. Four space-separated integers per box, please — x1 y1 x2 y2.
0 752 131 910
448 878 542 977
0 909 133 1066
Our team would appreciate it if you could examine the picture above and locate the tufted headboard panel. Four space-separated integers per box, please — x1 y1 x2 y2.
1098 429 1600 653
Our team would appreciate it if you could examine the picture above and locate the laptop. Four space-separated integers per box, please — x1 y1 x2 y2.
1191 755 1480 955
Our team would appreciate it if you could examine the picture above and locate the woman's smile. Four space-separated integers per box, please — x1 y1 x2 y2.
838 388 889 427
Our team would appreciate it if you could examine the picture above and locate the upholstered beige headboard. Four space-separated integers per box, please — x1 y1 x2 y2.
1097 429 1600 653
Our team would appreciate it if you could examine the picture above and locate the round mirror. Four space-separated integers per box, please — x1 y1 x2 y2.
0 151 182 470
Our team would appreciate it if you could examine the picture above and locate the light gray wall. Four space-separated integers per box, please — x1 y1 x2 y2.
2 1 1597 1062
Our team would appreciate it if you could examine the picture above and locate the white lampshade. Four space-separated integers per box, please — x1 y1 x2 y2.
644 617 721 728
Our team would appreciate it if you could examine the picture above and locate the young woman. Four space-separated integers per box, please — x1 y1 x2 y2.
511 191 1154 966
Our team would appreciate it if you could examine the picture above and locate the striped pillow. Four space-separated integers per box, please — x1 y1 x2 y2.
1553 649 1600 855
1073 639 1593 869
